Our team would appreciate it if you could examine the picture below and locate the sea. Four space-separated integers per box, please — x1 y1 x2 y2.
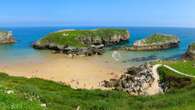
0 27 195 65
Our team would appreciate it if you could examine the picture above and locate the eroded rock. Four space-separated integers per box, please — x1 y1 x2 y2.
0 31 15 44
183 43 195 60
102 64 159 95
32 28 130 57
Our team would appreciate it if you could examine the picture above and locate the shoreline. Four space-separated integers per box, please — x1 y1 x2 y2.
0 53 125 89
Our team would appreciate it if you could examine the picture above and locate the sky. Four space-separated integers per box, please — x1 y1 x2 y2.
0 0 195 27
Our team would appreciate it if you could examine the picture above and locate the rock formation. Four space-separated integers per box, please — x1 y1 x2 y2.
183 43 195 60
122 55 158 63
121 34 180 51
102 64 161 95
0 31 15 44
33 28 130 56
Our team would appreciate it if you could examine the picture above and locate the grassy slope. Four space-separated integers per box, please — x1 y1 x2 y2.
0 91 42 110
0 71 195 110
40 31 86 47
144 34 178 44
160 60 195 76
39 28 128 48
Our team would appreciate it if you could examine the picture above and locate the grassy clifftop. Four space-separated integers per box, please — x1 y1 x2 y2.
123 33 180 51
183 43 195 60
38 28 129 48
144 34 179 44
133 33 179 47
1 71 195 110
0 31 7 35
160 60 195 76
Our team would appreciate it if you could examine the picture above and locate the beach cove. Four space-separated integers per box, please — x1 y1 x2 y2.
0 27 195 89
0 53 125 89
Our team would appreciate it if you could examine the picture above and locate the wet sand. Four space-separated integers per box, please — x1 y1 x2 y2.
0 54 125 89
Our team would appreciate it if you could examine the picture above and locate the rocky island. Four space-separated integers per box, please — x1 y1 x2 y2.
0 31 15 44
183 43 195 60
122 34 180 51
33 28 130 56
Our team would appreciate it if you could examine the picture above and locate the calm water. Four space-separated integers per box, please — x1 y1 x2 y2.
0 27 194 64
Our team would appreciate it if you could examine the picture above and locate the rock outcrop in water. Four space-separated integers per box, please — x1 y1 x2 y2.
0 31 15 44
33 28 130 56
102 64 161 95
121 34 180 51
122 55 158 63
183 43 195 60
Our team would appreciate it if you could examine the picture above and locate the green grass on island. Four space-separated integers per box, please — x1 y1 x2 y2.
160 60 195 76
0 31 9 36
39 28 129 48
1 69 195 110
144 34 178 44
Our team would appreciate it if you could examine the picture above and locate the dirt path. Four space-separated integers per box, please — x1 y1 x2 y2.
163 65 195 78
145 64 163 95
145 64 195 95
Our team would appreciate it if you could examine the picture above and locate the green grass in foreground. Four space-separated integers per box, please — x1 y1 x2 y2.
144 34 178 44
160 60 195 76
0 71 195 110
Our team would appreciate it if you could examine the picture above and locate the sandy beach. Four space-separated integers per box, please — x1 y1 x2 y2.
0 53 125 89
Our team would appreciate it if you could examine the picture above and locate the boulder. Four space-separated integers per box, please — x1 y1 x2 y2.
0 31 15 44
183 43 195 60
32 41 47 49
102 64 157 95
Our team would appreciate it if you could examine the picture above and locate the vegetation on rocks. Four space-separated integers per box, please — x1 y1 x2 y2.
144 34 179 44
121 33 180 51
36 28 129 48
183 43 195 60
133 33 180 47
158 66 194 92
33 28 129 56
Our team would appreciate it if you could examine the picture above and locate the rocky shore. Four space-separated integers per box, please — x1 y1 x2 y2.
102 64 162 95
183 43 195 60
0 31 15 44
33 43 105 56
121 34 180 51
33 28 130 56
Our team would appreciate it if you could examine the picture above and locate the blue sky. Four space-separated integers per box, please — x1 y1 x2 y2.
0 0 195 27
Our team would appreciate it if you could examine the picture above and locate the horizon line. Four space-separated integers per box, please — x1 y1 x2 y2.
1 25 195 29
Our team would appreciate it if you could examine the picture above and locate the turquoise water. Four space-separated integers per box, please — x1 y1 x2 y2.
0 27 194 64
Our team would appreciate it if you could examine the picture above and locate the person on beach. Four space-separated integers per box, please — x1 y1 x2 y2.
72 54 75 59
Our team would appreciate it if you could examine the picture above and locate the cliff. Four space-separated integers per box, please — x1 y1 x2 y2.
33 28 130 56
0 31 15 44
102 64 162 95
183 43 195 60
121 34 180 51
